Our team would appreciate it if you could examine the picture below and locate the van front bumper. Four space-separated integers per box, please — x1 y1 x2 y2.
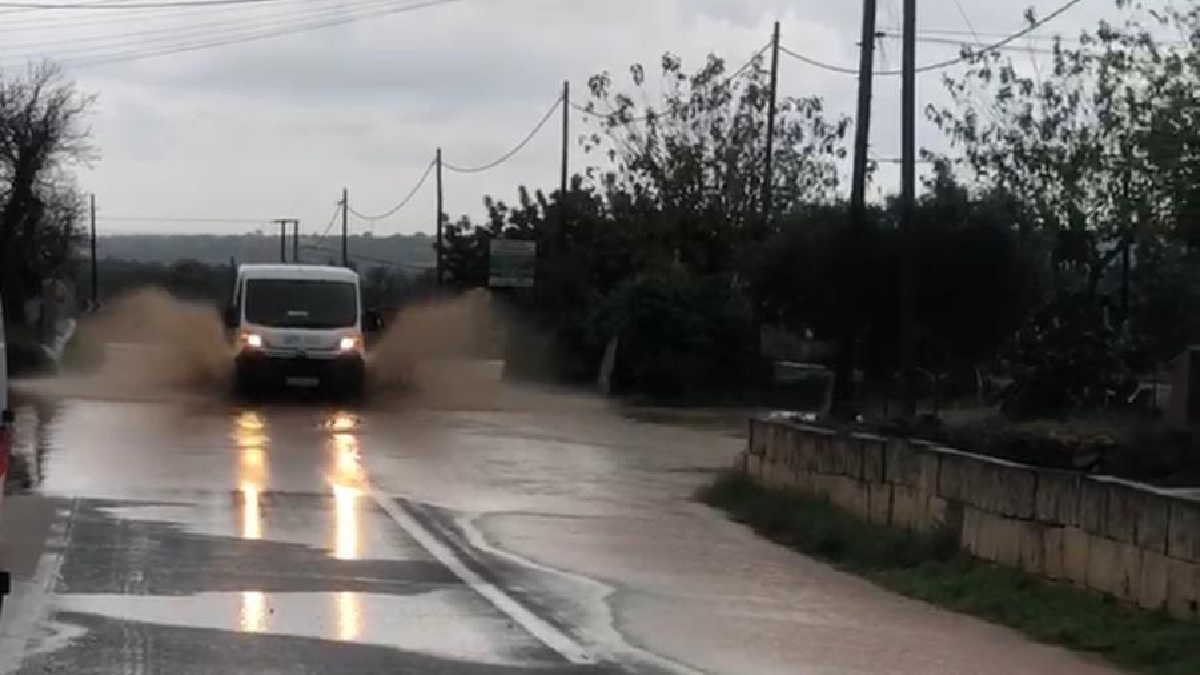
235 350 365 391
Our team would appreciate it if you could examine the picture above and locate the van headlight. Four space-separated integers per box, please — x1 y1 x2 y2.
242 333 263 349
339 336 359 352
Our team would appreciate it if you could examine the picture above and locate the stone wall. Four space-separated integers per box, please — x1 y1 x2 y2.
745 417 1200 620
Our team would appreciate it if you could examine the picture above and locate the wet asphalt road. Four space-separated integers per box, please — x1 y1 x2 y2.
0 387 1127 675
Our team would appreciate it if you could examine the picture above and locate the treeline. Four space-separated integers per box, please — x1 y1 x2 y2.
85 259 429 312
97 233 435 268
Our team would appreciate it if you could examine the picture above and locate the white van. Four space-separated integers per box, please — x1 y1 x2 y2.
224 265 379 397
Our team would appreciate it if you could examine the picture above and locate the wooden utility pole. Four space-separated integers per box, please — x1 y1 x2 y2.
560 80 570 244
763 21 781 230
89 194 97 307
832 0 879 419
849 0 878 224
435 148 444 286
341 188 349 267
274 219 297 263
899 0 917 417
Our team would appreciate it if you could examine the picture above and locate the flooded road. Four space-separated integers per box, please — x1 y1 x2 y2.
0 392 1123 674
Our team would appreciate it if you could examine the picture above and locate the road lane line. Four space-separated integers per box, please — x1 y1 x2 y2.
364 486 595 666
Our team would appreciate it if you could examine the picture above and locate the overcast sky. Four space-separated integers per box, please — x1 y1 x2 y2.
0 0 1119 237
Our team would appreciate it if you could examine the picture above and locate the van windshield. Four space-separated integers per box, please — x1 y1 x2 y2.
243 279 358 329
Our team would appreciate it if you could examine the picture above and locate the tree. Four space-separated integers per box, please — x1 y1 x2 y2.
909 166 1031 378
928 2 1200 301
582 52 851 275
0 62 95 324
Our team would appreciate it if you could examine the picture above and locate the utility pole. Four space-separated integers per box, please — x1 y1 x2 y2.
292 220 300 264
849 0 878 224
436 148 444 287
341 188 349 268
832 0 879 419
560 80 570 250
763 21 781 232
274 219 297 263
899 0 917 417
89 194 97 307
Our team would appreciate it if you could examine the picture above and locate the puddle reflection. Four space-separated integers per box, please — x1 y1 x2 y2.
240 590 267 633
328 414 365 640
227 410 369 641
235 411 269 633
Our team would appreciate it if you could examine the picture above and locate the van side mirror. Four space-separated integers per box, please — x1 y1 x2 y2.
362 309 383 333
222 305 239 329
1 410 14 425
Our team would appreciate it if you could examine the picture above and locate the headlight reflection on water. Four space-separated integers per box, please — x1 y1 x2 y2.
235 411 269 634
329 418 365 641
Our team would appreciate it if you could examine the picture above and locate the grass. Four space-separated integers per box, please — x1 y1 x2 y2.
698 470 1200 675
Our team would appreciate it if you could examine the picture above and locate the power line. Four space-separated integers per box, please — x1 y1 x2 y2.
299 243 430 269
96 215 269 223
951 0 982 44
781 0 1088 77
0 0 353 32
11 0 466 67
877 33 1063 55
347 159 436 221
443 97 562 174
570 42 771 125
778 46 859 75
315 201 343 239
0 0 399 53
877 32 1192 57
0 0 305 9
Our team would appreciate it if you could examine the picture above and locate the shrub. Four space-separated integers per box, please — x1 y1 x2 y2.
596 268 758 400
1002 293 1142 419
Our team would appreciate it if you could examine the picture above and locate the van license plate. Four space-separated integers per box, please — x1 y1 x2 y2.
285 376 320 388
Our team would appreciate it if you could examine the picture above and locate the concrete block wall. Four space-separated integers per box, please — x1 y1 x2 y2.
744 417 1200 621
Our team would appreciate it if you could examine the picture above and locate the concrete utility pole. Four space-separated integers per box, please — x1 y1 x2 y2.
436 147 444 286
341 188 349 268
293 220 300 264
899 0 918 417
763 21 781 231
89 194 97 307
832 0 879 419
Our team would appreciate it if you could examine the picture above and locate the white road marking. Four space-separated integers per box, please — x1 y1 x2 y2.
364 486 595 666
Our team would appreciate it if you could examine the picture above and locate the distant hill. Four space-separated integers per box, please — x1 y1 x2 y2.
96 233 436 271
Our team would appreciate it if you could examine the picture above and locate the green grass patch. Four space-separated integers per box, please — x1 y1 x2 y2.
698 470 1200 675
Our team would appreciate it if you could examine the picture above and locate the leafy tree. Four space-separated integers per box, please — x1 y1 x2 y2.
582 51 851 275
0 62 95 323
909 166 1032 376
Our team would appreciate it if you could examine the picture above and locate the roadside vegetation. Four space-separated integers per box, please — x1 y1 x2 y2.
699 470 1200 675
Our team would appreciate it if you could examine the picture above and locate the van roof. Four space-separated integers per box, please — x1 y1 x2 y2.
237 264 360 282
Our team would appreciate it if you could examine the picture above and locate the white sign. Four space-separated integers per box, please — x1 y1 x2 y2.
489 240 537 288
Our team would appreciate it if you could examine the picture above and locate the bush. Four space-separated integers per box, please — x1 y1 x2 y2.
597 268 759 400
1002 293 1142 418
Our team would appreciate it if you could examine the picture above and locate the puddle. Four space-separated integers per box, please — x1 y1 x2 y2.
52 590 546 666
